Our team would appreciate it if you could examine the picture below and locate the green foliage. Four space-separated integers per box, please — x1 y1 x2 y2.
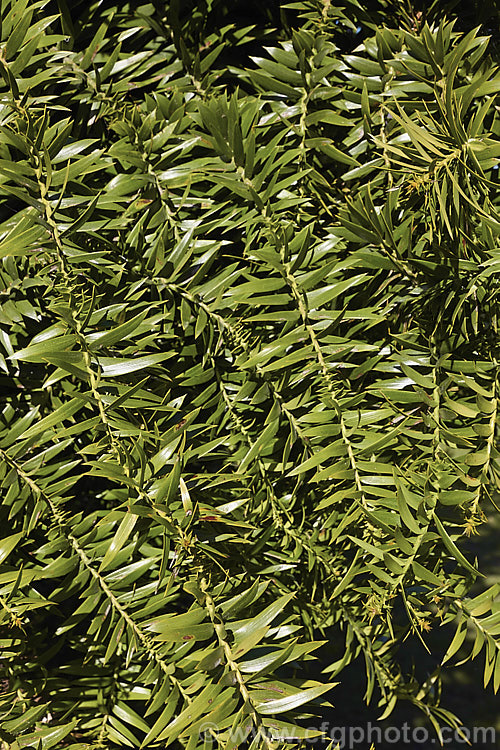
0 0 500 747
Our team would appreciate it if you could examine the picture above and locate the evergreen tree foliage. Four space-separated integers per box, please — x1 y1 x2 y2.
0 0 499 747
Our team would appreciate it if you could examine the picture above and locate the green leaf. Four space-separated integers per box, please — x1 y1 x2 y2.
97 352 174 377
99 513 138 572
0 532 23 564
442 620 468 664
11 720 78 749
145 608 214 642
156 683 223 742
252 683 336 715
87 310 149 350
19 398 84 440
230 593 295 642
434 515 482 577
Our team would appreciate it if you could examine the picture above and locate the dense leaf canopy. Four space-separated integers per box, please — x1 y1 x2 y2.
1 0 500 748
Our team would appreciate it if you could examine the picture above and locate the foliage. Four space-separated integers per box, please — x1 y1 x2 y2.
0 0 500 747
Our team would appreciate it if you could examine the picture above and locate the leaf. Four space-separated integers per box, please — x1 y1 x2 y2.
396 478 421 535
87 310 149 350
97 352 174 377
252 683 336 715
99 513 138 572
230 593 295 642
239 641 324 674
19 398 84 440
442 620 468 664
142 685 179 745
0 532 23 564
10 335 78 362
156 683 223 742
231 626 270 660
145 608 214 642
5 9 33 60
434 515 482 577
263 718 323 739
11 721 78 749
2 702 51 733
220 580 269 617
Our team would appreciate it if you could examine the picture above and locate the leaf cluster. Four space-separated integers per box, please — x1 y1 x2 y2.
0 0 500 748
